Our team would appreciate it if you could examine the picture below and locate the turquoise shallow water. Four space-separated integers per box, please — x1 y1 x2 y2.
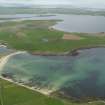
0 46 13 56
1 48 105 99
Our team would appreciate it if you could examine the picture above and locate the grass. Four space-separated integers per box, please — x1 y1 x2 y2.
1 79 105 105
0 79 64 105
0 20 105 53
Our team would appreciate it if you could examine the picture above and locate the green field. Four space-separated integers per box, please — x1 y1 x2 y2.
1 79 105 105
0 20 105 53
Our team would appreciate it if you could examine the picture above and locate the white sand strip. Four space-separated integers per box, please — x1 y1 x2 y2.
0 77 53 95
0 45 7 48
0 51 26 71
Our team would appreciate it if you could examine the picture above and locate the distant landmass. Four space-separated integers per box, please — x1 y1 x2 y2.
0 5 105 16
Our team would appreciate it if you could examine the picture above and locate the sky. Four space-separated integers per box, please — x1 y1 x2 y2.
0 0 105 9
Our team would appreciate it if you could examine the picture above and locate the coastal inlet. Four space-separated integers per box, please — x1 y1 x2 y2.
1 46 105 99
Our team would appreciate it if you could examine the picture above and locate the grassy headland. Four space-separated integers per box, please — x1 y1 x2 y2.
0 20 105 53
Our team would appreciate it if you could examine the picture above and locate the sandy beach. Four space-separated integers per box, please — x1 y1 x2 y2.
0 76 53 95
0 51 26 71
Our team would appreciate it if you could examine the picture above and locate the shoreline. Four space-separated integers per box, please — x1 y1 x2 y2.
30 45 105 56
0 51 26 71
1 43 105 56
1 77 105 105
0 76 53 96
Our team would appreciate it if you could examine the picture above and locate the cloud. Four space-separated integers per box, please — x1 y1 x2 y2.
0 0 70 4
0 0 105 8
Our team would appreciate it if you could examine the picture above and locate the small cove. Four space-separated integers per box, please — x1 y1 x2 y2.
0 46 105 99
